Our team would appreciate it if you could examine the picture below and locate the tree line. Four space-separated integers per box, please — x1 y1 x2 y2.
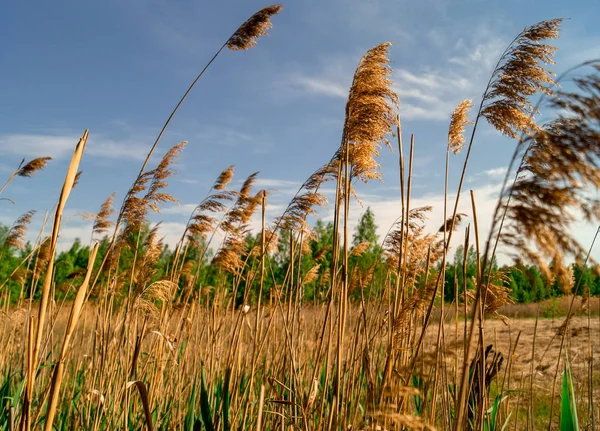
1 208 597 306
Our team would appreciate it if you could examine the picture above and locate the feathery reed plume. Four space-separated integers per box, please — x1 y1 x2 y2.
500 69 600 268
481 19 561 139
181 166 236 247
144 142 186 212
213 174 262 274
0 156 52 196
468 271 513 316
133 223 164 289
385 221 442 285
350 241 371 257
271 160 335 240
342 42 399 182
93 193 116 237
4 210 36 250
122 142 186 232
438 213 467 233
135 280 177 319
72 171 83 188
301 264 321 287
226 5 283 50
448 100 473 154
17 157 52 177
35 236 52 273
214 164 235 190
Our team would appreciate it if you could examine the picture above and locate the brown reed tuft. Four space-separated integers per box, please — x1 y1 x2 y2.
213 174 263 274
448 100 473 154
226 5 283 51
350 241 371 257
342 42 399 182
184 166 236 245
73 171 83 188
500 68 600 267
214 165 235 190
93 193 116 237
301 264 321 287
122 142 186 232
4 210 36 250
17 157 52 177
133 223 164 289
481 19 561 139
384 206 443 284
438 213 467 233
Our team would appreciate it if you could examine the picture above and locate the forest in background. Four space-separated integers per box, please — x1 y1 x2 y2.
2 207 597 308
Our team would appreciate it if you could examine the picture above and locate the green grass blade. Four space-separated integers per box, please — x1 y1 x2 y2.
560 355 579 431
200 373 215 431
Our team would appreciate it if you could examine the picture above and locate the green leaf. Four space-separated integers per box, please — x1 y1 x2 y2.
560 355 579 431
200 373 215 431
185 381 197 431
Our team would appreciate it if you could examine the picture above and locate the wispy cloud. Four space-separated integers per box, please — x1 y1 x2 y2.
254 178 301 190
291 76 348 98
286 31 507 122
0 133 150 160
482 167 507 178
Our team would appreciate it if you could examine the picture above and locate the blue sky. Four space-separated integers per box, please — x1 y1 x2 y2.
1 0 599 262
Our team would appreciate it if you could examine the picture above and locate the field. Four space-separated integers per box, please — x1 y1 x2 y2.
0 299 598 430
1 5 600 431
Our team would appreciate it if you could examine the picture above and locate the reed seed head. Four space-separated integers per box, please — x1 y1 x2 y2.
343 42 399 183
481 19 562 139
448 100 473 154
4 210 36 249
18 157 52 177
227 5 283 51
93 193 116 237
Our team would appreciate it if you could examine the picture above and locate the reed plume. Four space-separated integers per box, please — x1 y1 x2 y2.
122 142 186 232
448 100 473 154
4 210 36 250
73 171 83 188
133 223 164 290
438 213 467 233
384 207 442 284
481 19 561 139
213 173 262 275
214 164 235 190
500 68 600 268
0 156 52 195
181 166 236 247
272 159 335 241
226 5 283 50
18 157 52 177
93 193 116 237
342 42 399 183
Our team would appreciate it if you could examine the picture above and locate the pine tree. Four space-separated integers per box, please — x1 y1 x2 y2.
353 207 378 249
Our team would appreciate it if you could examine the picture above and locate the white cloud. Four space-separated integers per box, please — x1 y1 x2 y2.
481 167 507 178
254 178 301 190
291 76 348 98
287 32 507 122
0 133 150 160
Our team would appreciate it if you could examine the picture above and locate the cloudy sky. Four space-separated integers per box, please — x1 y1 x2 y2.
1 0 599 263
